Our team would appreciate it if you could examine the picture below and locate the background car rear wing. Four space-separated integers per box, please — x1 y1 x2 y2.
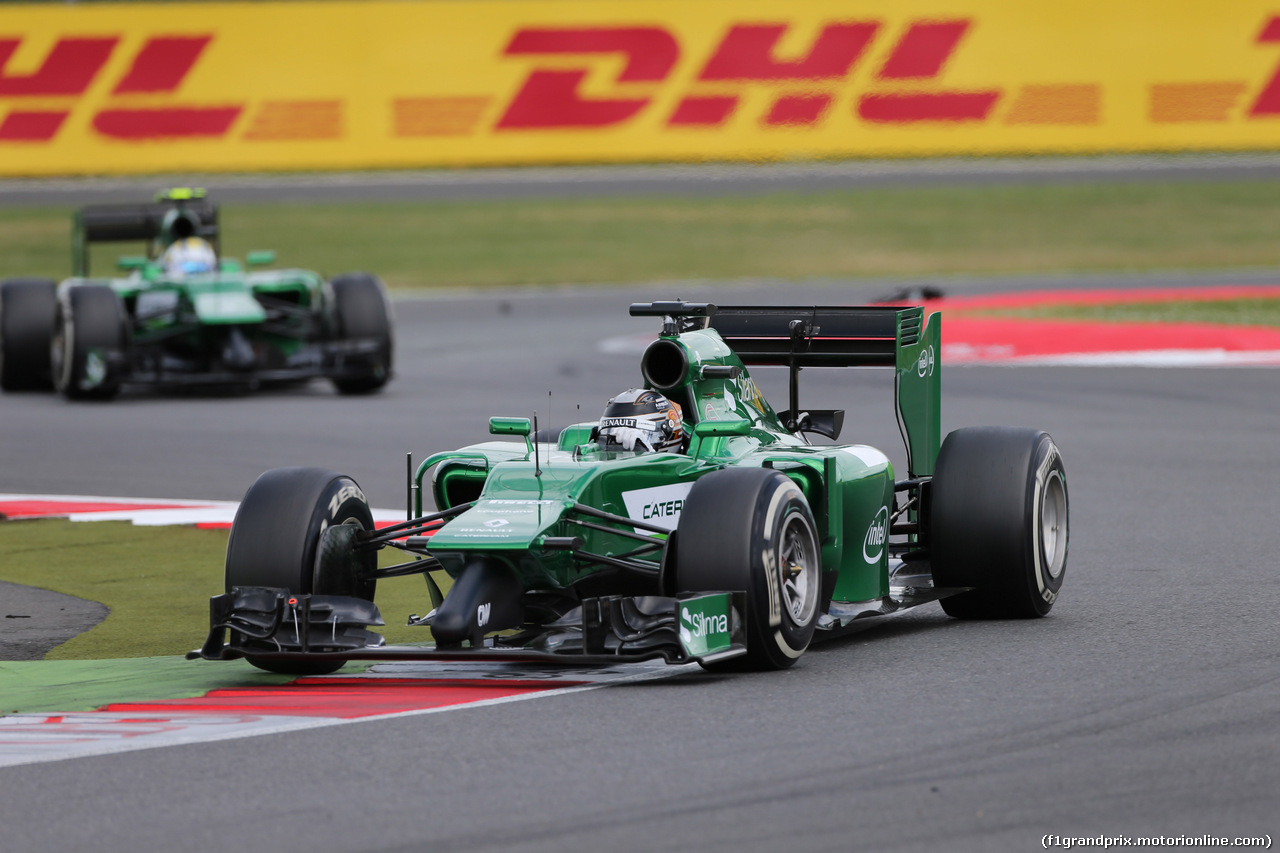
72 189 220 276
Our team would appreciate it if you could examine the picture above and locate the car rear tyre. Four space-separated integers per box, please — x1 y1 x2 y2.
330 273 393 394
51 285 127 400
0 278 57 392
225 467 377 675
929 427 1068 618
675 468 821 670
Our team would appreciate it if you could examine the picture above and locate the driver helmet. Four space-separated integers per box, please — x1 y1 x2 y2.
162 237 217 276
596 388 684 453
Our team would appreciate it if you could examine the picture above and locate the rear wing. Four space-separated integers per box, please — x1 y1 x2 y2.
632 302 941 477
72 191 220 276
707 305 940 475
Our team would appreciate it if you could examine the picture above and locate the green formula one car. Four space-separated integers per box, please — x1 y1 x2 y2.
0 189 393 399
192 300 1068 673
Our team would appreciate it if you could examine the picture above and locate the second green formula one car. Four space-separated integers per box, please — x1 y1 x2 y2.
0 189 393 399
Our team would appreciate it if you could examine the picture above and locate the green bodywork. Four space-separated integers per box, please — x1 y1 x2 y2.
414 308 941 609
60 189 341 373
63 264 329 357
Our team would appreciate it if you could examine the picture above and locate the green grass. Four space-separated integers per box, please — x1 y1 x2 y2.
0 519 447 660
7 180 1280 288
974 297 1280 327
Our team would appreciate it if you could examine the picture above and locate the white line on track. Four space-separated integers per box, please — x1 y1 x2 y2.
0 493 404 527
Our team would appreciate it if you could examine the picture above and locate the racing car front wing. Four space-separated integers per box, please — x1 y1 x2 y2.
189 587 748 667
113 335 386 388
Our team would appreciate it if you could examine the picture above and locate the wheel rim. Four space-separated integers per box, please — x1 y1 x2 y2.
778 510 819 626
314 518 376 599
1041 471 1068 580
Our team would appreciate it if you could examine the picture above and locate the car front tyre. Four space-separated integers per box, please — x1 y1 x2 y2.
675 467 821 670
225 467 377 675
329 273 393 394
0 278 57 392
51 285 127 400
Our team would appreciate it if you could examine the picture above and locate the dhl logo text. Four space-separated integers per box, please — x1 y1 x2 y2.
497 21 1001 130
493 17 1280 132
4 6 1280 165
0 35 240 142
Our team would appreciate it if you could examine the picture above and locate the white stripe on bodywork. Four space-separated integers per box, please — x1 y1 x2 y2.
840 446 891 472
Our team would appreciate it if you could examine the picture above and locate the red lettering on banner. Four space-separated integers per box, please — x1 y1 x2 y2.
497 27 678 129
498 70 649 128
877 21 969 79
0 32 241 144
669 95 738 126
698 22 878 81
0 109 68 141
492 19 1005 132
1248 17 1280 116
0 37 117 96
504 27 676 81
113 35 212 94
764 93 831 126
859 20 1000 122
93 34 243 141
92 106 242 139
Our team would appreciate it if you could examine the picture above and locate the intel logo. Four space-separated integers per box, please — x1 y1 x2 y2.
863 506 889 564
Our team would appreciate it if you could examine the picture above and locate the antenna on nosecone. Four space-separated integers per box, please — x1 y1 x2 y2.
533 410 541 478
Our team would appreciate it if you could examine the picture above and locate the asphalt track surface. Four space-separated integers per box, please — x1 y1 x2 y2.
2 275 1279 852
6 151 1280 206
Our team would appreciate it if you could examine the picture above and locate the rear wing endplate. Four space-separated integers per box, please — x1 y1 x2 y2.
707 305 942 477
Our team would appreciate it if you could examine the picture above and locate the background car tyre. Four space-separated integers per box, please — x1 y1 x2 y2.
929 426 1069 618
675 468 821 670
51 285 127 400
0 278 57 392
329 273 393 394
225 467 377 675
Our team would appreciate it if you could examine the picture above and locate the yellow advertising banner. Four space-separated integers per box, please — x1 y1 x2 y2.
2 0 1280 175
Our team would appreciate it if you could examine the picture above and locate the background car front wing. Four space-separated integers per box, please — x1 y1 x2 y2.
109 336 385 387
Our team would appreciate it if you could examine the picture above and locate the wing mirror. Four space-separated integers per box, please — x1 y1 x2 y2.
490 417 534 456
489 417 532 437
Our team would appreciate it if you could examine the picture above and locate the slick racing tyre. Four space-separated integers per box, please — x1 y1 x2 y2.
51 285 127 400
329 273 393 394
676 468 821 670
0 278 57 392
929 427 1069 618
225 467 377 675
